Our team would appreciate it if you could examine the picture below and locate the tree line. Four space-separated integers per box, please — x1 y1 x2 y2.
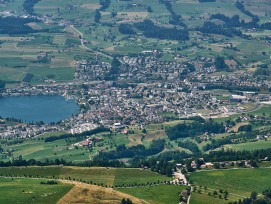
0 157 125 168
134 20 189 41
95 139 166 160
235 1 259 22
204 148 271 162
0 17 47 35
44 126 109 142
229 189 271 204
23 0 40 15
165 121 225 140
0 80 5 89
196 21 243 37
159 0 187 27
100 0 111 11
203 84 261 93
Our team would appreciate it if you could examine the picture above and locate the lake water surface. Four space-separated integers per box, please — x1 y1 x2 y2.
0 95 79 123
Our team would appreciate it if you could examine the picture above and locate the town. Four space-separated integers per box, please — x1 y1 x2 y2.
1 53 271 139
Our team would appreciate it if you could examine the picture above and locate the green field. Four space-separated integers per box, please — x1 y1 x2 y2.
249 105 271 117
0 178 72 204
0 130 131 162
119 185 187 204
0 0 270 83
222 139 271 151
190 190 232 204
0 166 172 187
189 168 271 197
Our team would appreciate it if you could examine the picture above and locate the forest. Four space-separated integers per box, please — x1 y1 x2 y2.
0 17 45 34
23 0 41 15
134 20 189 41
165 121 225 140
95 139 166 160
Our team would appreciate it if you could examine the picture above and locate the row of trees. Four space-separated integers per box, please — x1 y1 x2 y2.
44 126 109 142
204 84 261 92
229 189 271 204
0 157 125 168
204 148 271 162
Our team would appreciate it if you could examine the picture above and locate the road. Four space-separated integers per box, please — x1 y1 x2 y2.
173 170 191 204
69 25 113 60
173 171 188 185
69 25 128 64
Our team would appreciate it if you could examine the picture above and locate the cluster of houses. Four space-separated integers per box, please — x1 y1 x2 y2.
191 70 271 91
75 56 216 82
0 123 62 138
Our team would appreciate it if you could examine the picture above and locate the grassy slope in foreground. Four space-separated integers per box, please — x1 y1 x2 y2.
189 168 271 197
0 178 72 204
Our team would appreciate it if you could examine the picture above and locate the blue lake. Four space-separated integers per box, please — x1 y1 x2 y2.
0 95 79 123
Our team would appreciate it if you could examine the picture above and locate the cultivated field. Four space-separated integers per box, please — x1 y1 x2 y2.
0 166 172 187
1 0 270 84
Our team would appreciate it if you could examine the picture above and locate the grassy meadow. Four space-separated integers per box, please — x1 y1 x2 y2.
189 168 271 197
119 185 187 204
0 178 72 204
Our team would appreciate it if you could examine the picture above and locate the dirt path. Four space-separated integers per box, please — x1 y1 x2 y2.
173 171 188 185
58 180 149 204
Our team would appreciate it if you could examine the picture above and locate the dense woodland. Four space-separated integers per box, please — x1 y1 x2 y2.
23 0 40 15
134 20 189 41
159 0 187 27
205 148 271 162
0 17 44 34
0 80 5 89
118 19 189 41
95 139 166 160
100 0 111 11
165 121 225 140
196 21 243 37
44 126 109 142
118 24 136 35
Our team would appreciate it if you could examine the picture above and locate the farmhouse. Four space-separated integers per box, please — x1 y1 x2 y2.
79 139 92 147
